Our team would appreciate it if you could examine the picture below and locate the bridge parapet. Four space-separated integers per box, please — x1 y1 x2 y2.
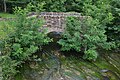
40 12 81 17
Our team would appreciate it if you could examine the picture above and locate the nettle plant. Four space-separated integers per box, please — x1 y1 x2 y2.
58 17 115 60
1 3 51 80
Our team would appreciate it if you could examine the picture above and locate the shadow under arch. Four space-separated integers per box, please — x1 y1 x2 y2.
47 31 63 42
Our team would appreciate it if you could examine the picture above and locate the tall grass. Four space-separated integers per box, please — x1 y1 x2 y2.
0 13 16 18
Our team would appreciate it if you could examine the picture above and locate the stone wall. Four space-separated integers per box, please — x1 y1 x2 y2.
29 12 85 33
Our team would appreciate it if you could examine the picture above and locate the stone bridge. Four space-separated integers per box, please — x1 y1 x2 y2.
29 12 86 33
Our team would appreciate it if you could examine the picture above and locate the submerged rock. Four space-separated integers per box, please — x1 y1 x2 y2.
101 69 109 73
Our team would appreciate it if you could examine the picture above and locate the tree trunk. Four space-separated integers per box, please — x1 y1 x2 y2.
3 0 7 12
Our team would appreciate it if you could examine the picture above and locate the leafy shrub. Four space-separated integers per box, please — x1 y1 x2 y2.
1 3 51 80
58 17 115 60
8 6 51 61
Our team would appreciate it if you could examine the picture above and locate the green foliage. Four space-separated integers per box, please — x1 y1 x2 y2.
1 55 19 80
82 0 120 49
106 0 120 48
58 17 115 60
8 6 51 61
58 17 82 51
83 49 98 60
83 0 113 24
44 0 66 12
1 3 51 80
